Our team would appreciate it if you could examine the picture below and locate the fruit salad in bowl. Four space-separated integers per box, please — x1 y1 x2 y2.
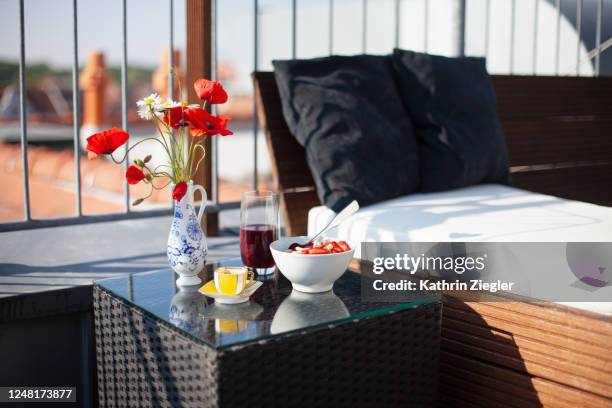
270 236 355 293
287 240 351 255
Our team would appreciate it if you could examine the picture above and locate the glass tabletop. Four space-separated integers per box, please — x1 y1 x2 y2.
95 259 439 350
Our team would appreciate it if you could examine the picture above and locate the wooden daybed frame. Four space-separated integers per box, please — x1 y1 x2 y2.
253 72 612 407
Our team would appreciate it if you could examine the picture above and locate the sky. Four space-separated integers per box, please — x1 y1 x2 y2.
0 0 188 68
0 0 609 93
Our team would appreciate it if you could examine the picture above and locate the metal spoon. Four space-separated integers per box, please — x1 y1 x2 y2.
288 200 360 249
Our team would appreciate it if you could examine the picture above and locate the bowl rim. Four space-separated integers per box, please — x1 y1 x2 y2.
270 236 355 258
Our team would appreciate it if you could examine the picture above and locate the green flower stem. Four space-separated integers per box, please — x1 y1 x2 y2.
192 143 206 178
134 104 210 186
186 99 209 180
151 180 171 190
142 163 172 180
148 106 174 161
187 136 193 177
188 132 197 178
189 137 199 178
152 113 182 183
110 137 170 165
142 184 155 200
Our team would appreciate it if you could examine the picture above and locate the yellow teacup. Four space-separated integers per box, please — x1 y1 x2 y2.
214 266 255 295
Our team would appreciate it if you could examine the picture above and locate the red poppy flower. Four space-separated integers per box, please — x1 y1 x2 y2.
185 108 214 135
208 115 233 136
162 106 187 129
185 108 233 137
194 79 228 104
172 182 188 202
86 128 129 159
125 165 145 185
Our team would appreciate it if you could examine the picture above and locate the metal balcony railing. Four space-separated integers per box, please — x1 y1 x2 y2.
2 0 229 232
2 0 610 232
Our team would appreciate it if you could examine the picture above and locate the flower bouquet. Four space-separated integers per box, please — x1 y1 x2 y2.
86 78 233 285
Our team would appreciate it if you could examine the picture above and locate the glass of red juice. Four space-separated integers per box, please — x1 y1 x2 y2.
240 191 280 275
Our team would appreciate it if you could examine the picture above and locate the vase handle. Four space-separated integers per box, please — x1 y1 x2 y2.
192 184 207 223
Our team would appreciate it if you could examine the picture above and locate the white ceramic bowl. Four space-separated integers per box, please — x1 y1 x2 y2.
270 236 355 293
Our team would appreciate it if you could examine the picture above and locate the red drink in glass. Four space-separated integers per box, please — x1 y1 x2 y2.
240 191 280 275
240 224 278 268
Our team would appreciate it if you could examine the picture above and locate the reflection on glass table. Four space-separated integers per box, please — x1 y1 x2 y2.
95 258 439 350
271 290 349 334
202 301 264 344
169 284 208 337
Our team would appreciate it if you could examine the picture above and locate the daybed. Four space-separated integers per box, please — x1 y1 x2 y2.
253 71 612 407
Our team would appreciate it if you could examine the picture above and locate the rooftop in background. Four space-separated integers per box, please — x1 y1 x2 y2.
0 55 253 144
0 142 270 222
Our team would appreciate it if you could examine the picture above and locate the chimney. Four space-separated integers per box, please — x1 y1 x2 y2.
153 49 183 100
79 51 109 144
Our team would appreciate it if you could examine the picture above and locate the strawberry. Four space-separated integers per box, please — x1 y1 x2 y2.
307 247 329 255
338 241 350 252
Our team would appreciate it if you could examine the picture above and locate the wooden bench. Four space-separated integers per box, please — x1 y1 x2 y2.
253 72 612 236
253 71 612 408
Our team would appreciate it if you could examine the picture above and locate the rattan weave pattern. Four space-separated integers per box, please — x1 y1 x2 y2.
95 287 219 408
94 285 441 407
217 302 441 407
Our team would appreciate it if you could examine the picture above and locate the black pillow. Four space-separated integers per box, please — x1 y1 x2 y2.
272 55 420 212
392 49 510 192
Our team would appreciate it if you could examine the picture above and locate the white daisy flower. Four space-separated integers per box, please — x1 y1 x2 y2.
156 98 181 111
137 93 162 108
137 106 155 120
136 93 162 120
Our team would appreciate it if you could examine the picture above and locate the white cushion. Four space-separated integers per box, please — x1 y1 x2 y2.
307 184 612 315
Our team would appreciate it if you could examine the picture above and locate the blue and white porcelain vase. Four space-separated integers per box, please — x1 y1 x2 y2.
167 181 208 286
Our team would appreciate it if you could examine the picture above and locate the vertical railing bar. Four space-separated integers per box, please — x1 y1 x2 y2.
456 0 466 57
168 0 174 100
394 0 400 48
212 0 219 205
533 0 539 74
510 0 516 73
329 0 334 55
253 0 259 191
555 0 561 75
169 0 177 192
595 0 602 75
362 0 367 53
72 0 82 216
423 0 428 52
575 0 582 75
128 274 134 301
121 0 129 212
18 0 31 221
484 0 490 60
169 0 175 101
292 0 297 59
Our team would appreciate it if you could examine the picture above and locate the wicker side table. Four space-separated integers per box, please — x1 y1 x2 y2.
94 262 441 407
